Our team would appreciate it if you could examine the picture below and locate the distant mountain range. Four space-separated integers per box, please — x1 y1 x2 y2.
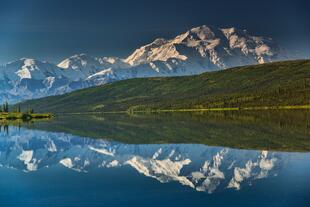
0 25 290 103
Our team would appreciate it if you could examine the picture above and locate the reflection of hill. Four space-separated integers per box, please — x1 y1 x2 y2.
25 110 310 152
0 127 281 193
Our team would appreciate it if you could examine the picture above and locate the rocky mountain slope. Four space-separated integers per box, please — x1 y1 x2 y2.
0 25 289 103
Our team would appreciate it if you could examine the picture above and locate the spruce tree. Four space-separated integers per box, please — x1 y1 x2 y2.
5 101 9 112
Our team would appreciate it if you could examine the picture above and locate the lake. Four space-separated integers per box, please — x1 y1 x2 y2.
0 110 309 207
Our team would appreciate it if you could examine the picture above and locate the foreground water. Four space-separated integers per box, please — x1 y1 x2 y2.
0 111 309 207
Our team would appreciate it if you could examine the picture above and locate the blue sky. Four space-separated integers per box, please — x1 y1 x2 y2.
0 0 309 64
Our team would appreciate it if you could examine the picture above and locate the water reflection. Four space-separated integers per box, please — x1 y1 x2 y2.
0 126 282 194
0 124 10 134
26 110 310 151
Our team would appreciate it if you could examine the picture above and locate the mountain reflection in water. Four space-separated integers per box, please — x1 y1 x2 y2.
0 126 282 193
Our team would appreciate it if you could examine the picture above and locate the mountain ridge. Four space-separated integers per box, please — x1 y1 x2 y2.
1 25 292 103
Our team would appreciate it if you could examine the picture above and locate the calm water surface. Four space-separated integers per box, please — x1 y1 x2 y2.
0 111 309 207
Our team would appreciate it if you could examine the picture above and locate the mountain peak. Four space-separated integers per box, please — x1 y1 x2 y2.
20 58 38 66
0 24 291 103
152 38 167 45
71 53 90 59
4 58 50 69
57 53 97 69
220 27 237 36
189 25 217 40
125 24 285 68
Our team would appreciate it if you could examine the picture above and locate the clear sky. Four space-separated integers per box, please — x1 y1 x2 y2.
0 0 309 64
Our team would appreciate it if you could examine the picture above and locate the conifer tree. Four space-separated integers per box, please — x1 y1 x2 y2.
5 101 9 112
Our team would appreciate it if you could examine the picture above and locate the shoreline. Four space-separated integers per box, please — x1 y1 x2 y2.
0 112 53 120
54 104 310 115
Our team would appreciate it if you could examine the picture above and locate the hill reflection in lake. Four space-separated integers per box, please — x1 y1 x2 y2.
26 110 310 152
0 126 295 193
0 111 309 207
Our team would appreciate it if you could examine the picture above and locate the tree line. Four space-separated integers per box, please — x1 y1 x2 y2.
0 101 34 113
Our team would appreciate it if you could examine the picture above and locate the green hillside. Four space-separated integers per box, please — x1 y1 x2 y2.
19 60 310 113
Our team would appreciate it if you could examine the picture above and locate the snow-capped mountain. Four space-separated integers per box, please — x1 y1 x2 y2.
0 58 68 101
57 54 130 81
126 26 283 67
0 55 122 102
0 126 281 193
88 26 287 85
0 25 289 103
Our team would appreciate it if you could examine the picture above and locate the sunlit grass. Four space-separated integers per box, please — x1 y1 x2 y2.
0 112 53 120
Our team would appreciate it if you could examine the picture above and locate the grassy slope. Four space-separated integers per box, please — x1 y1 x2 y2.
19 60 310 113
